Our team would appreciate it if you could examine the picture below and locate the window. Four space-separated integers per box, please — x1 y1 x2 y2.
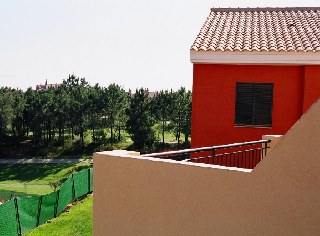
235 83 273 127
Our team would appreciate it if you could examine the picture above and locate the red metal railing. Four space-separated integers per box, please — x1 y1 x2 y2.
141 140 271 169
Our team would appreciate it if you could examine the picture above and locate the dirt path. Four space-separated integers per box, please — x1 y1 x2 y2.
0 158 92 164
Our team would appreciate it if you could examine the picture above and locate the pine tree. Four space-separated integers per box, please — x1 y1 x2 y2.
126 88 156 152
151 90 173 147
171 87 192 147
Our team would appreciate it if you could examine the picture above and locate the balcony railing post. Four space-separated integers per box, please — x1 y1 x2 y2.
211 149 215 164
211 149 215 157
185 153 190 161
264 142 268 158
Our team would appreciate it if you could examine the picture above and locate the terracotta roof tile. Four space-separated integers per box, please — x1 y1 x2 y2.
191 7 320 52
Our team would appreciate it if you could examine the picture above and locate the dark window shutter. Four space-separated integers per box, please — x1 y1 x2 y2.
253 84 273 125
235 83 273 126
235 84 254 125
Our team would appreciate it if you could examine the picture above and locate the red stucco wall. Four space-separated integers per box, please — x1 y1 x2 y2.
303 65 320 112
191 64 320 148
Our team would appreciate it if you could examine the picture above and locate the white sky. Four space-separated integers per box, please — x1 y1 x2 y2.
0 0 319 91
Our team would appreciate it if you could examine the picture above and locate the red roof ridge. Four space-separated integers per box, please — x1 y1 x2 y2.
210 7 320 12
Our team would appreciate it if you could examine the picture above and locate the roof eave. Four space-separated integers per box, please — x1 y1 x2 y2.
210 7 320 12
190 50 320 65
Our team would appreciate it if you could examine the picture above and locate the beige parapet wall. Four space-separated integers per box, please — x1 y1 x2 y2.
94 99 320 235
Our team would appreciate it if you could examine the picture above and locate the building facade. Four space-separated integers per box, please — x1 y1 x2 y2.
190 7 320 148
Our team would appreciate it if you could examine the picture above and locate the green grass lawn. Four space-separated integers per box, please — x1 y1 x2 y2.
26 194 93 236
0 163 92 198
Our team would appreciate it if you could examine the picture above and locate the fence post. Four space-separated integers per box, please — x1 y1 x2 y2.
72 173 76 200
54 190 60 218
88 169 91 193
14 197 22 236
36 196 43 227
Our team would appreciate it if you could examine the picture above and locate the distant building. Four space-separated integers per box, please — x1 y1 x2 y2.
36 79 61 91
147 91 156 98
127 88 156 98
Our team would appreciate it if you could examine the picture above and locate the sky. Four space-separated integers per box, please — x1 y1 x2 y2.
0 0 319 91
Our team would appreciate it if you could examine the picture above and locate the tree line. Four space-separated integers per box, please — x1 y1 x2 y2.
0 74 191 154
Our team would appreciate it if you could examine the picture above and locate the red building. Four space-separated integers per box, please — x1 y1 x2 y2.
190 7 320 148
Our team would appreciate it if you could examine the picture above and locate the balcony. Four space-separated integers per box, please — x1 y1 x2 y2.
142 139 271 169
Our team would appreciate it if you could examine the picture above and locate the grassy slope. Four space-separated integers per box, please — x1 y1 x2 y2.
0 163 92 197
26 195 93 236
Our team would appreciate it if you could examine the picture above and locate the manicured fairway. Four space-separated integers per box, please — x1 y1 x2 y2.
0 163 92 198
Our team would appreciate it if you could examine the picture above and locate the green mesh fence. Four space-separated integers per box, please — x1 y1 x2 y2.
0 168 93 235
18 196 40 234
0 199 18 236
38 191 58 225
56 176 73 215
74 169 89 199
90 168 93 192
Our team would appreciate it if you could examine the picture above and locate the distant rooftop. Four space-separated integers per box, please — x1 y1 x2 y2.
191 7 320 52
